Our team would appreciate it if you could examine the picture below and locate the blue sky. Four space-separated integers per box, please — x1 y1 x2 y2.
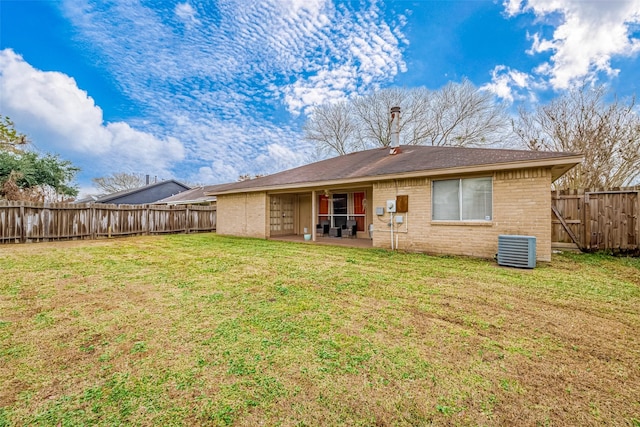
1 0 639 196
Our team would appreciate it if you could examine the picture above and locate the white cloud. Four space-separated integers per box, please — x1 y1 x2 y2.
53 0 407 184
481 65 534 103
195 141 308 184
174 3 200 28
255 143 308 173
502 0 524 17
163 112 311 184
197 162 238 184
526 32 556 56
59 0 406 113
505 0 640 89
0 48 184 177
274 2 407 114
281 0 327 17
283 65 356 114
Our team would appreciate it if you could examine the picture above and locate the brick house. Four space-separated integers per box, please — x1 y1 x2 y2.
207 144 581 262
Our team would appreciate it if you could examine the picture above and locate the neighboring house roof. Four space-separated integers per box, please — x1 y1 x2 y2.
207 145 583 195
74 195 103 203
154 184 224 205
77 180 191 204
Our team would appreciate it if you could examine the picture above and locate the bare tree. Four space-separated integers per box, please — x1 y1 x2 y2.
303 101 360 156
424 80 509 147
238 174 264 181
514 84 640 189
92 172 147 193
352 87 411 147
304 81 509 156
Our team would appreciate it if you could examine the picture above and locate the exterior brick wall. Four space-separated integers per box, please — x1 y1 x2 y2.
371 168 553 261
217 192 268 238
494 168 552 261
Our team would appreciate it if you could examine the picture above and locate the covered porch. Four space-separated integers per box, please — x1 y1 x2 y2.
268 186 373 242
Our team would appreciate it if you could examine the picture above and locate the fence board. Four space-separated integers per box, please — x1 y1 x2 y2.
552 187 639 254
0 201 216 244
189 205 217 232
551 190 585 247
0 202 22 242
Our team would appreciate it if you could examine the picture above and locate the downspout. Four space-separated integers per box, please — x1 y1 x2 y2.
311 190 317 241
390 212 394 250
389 106 400 249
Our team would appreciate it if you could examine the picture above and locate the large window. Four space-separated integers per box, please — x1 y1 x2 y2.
432 177 492 221
318 191 366 231
332 193 348 228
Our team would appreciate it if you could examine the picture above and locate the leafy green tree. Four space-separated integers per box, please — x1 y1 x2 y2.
0 116 28 153
0 116 80 201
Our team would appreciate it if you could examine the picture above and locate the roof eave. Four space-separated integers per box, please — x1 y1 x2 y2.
154 198 216 205
207 155 584 195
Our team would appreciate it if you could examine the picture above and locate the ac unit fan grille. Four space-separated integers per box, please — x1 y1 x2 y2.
497 235 536 269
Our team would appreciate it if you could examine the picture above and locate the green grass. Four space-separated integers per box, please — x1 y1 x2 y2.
0 233 638 426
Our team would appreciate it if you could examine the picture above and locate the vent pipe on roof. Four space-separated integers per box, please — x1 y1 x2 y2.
390 106 401 155
146 174 150 185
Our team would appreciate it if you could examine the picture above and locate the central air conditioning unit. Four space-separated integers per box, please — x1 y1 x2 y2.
497 235 536 269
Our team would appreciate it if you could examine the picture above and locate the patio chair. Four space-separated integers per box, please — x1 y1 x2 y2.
316 220 330 236
343 220 357 238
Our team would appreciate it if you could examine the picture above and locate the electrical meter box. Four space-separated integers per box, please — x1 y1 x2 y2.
386 199 396 213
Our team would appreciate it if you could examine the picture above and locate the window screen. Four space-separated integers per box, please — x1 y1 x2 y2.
432 177 492 221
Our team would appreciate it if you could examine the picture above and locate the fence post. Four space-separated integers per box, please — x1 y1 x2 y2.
146 205 151 235
90 205 96 240
108 207 112 238
583 193 590 251
186 205 190 234
19 202 26 243
636 189 640 250
43 203 50 242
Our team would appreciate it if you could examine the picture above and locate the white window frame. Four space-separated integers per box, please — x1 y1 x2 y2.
318 192 367 229
432 177 493 222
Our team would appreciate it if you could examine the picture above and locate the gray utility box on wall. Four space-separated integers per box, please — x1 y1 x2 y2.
497 235 536 269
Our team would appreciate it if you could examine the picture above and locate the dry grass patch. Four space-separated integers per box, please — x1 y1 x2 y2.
0 233 639 426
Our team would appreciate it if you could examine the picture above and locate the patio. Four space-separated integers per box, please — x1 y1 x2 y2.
269 235 373 249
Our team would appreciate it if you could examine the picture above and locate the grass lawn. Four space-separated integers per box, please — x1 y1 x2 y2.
0 233 639 426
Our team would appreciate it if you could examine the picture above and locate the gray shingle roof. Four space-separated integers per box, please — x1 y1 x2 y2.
75 180 191 204
208 145 582 195
155 184 225 204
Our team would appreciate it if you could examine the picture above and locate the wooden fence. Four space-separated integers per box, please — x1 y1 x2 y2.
2 191 638 254
552 187 639 254
0 201 216 244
